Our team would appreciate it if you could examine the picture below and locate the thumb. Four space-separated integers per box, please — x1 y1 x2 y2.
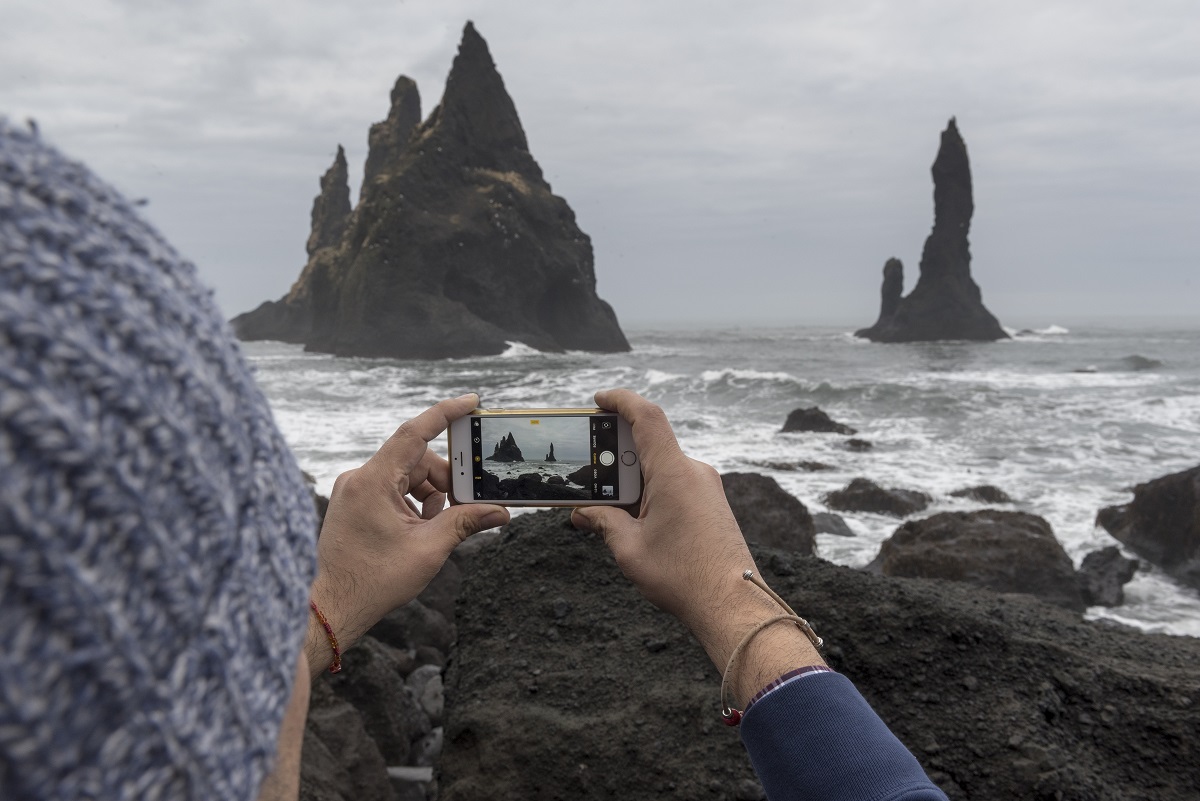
571 505 638 552
430 504 510 551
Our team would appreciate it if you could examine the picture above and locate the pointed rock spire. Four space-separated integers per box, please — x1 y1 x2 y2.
856 119 1006 342
417 21 539 177
232 22 628 359
306 145 351 256
363 76 421 198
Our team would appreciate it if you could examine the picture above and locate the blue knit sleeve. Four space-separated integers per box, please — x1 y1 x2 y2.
739 671 948 801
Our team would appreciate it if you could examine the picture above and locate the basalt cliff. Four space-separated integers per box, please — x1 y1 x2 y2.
856 119 1007 342
232 22 629 359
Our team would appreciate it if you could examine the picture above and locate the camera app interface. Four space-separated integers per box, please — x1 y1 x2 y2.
470 414 620 501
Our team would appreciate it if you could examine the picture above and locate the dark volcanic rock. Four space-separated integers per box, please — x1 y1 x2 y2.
812 511 855 537
441 510 1200 801
855 119 1007 343
363 76 421 197
862 256 904 333
949 484 1014 504
824 478 930 517
720 472 816 554
845 438 873 452
866 510 1086 611
328 636 431 765
545 442 556 461
307 145 352 257
780 406 857 435
1077 546 1139 607
301 680 396 801
486 432 524 462
1097 464 1200 590
232 22 629 359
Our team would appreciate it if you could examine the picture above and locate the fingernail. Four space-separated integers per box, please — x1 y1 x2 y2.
457 392 478 402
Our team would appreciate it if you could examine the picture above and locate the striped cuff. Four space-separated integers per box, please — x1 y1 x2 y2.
745 665 835 711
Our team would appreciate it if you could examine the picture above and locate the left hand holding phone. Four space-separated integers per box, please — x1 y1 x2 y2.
305 393 510 677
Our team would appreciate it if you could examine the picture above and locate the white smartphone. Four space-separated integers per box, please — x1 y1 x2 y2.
449 408 642 506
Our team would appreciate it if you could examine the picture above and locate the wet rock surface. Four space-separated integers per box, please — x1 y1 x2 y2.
721 472 816 553
780 406 857 435
1096 464 1200 591
949 485 1013 504
232 22 628 358
855 119 1007 343
1077 546 1139 607
866 510 1086 611
824 477 931 517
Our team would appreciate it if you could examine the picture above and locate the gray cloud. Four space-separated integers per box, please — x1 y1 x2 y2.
4 0 1197 329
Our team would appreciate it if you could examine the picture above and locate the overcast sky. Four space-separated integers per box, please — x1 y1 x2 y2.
4 1 1197 329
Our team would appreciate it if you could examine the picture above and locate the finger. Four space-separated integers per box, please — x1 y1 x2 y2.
571 505 640 557
593 388 684 474
410 480 448 520
423 448 451 492
378 394 480 472
425 504 510 553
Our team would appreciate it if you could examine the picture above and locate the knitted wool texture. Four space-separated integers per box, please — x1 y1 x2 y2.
0 119 317 799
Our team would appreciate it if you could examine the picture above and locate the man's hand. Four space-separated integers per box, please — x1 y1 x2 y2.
571 389 822 704
306 394 508 675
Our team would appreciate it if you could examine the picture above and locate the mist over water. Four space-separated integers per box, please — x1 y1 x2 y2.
247 324 1200 637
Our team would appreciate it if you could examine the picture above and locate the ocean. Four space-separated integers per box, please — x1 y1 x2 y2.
245 324 1200 638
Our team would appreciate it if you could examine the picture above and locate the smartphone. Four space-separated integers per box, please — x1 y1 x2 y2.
449 408 642 506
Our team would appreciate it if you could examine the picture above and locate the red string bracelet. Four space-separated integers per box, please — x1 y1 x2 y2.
309 599 342 674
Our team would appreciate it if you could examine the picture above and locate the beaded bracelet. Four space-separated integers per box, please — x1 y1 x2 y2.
720 570 823 726
309 599 342 674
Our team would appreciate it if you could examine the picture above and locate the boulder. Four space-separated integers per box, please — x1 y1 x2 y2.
812 511 855 537
441 509 1200 801
855 119 1007 342
327 636 431 765
949 484 1013 504
1096 464 1200 590
845 438 873 452
1077 546 1139 607
368 599 456 655
300 679 396 801
824 478 930 517
232 23 629 359
780 406 857 435
866 510 1085 611
720 472 816 554
417 558 462 621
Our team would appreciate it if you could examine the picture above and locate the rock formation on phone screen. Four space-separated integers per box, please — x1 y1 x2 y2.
231 22 630 358
855 119 1007 342
486 432 524 463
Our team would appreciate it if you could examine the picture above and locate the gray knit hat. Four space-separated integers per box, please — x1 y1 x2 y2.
0 119 317 799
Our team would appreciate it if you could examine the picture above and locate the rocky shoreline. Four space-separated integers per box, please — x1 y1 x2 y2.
300 461 1200 801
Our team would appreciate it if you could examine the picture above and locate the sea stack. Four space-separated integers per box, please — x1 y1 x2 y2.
855 119 1007 342
487 433 524 463
231 22 630 359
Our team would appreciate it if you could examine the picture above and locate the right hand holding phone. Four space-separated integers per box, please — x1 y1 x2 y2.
570 389 782 670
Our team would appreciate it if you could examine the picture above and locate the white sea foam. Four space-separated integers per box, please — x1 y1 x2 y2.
499 341 542 358
246 326 1200 637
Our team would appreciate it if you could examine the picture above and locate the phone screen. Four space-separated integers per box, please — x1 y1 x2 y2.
469 413 621 502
